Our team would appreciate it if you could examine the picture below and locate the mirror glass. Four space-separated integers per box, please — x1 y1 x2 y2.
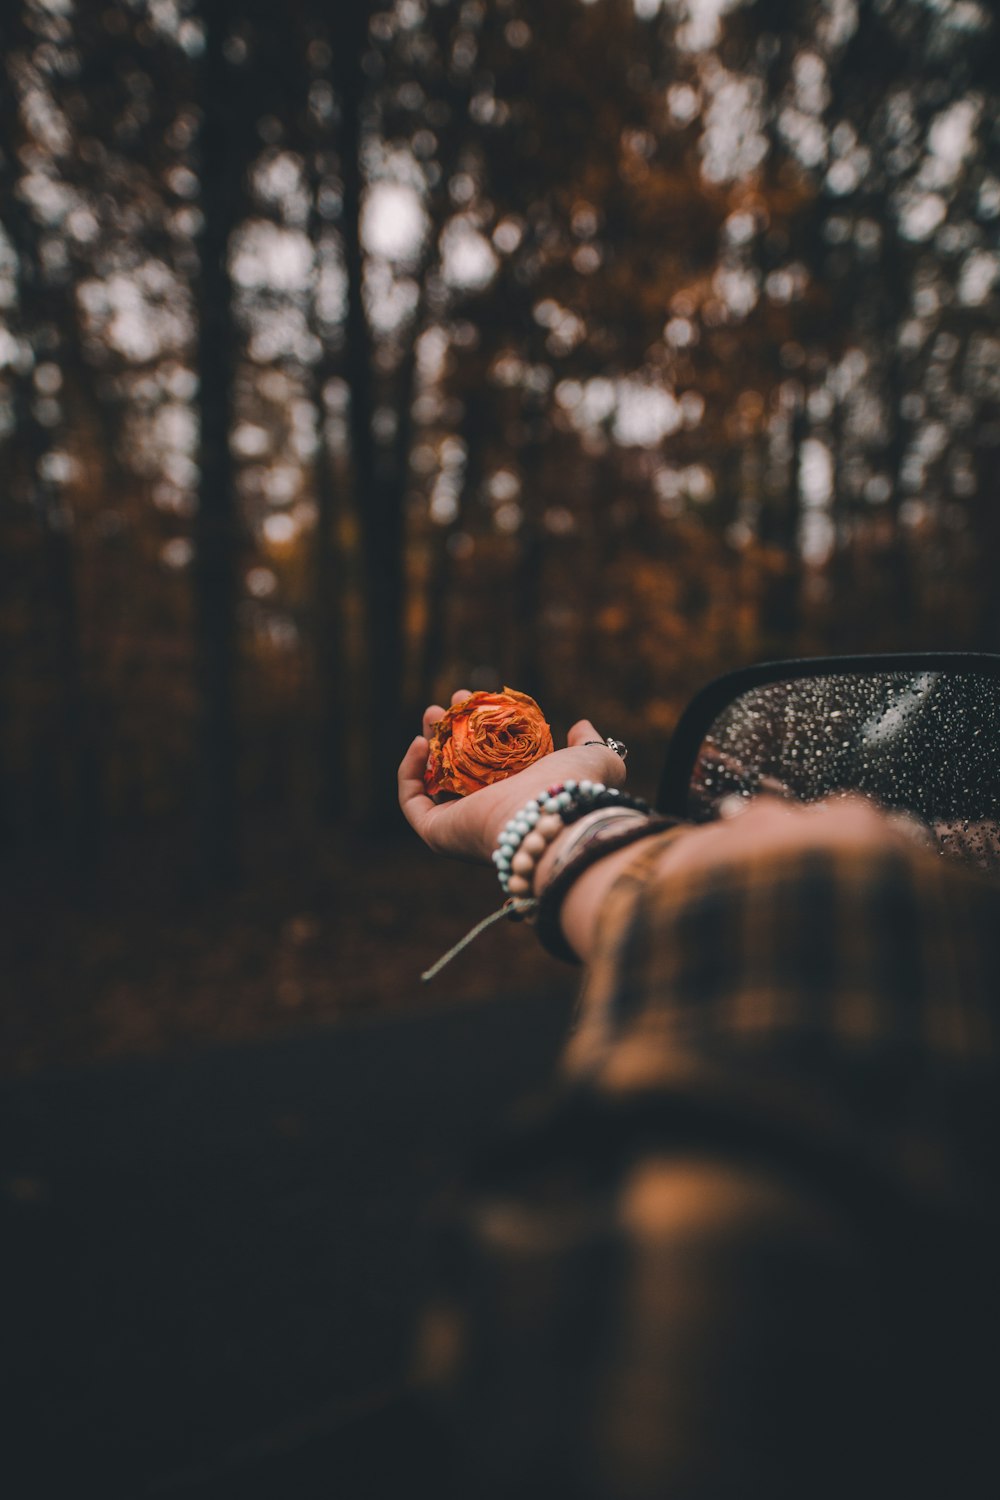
687 669 1000 873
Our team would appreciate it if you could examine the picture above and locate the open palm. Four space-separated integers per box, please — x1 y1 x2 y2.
398 691 627 863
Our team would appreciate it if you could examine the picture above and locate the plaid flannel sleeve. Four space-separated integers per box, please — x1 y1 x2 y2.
411 829 1000 1499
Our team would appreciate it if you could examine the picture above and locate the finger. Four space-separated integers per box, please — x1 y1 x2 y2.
567 718 601 747
398 734 433 838
423 704 446 738
566 719 628 785
450 688 473 706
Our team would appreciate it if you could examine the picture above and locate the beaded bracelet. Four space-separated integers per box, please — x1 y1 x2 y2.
421 789 671 983
492 780 653 897
534 815 686 962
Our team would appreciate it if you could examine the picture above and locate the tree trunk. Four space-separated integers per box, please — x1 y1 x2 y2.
512 435 547 701
306 97 350 816
310 352 350 818
338 4 408 829
193 5 242 881
1 20 100 857
973 424 1000 651
417 382 490 711
828 411 858 651
882 286 916 636
759 392 805 652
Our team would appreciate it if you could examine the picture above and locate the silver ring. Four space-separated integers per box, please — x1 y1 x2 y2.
585 737 628 761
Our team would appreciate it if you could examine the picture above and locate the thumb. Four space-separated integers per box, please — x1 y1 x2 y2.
567 718 602 747
566 719 627 787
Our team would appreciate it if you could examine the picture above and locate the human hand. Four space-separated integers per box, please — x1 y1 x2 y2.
398 690 627 863
690 742 793 817
660 792 925 886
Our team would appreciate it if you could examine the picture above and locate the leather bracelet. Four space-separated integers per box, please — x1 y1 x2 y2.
534 814 684 963
544 807 649 882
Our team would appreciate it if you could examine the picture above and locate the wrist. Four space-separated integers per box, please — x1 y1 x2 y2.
491 780 652 898
535 816 686 962
535 808 647 895
480 778 557 863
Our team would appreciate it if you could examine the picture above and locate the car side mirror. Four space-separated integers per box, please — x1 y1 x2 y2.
657 653 1000 871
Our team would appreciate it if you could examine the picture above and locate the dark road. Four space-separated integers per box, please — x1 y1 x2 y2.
3 985 576 1498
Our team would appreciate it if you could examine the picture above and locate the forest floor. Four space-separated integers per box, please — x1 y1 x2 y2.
1 813 579 1076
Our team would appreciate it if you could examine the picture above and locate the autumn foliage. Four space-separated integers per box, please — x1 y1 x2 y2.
1 0 999 1063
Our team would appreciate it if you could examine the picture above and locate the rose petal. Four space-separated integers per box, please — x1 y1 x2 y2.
422 687 553 797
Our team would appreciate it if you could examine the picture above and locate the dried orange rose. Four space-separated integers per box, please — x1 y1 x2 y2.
424 687 554 797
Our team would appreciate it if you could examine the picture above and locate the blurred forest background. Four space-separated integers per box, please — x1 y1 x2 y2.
3 0 999 1070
